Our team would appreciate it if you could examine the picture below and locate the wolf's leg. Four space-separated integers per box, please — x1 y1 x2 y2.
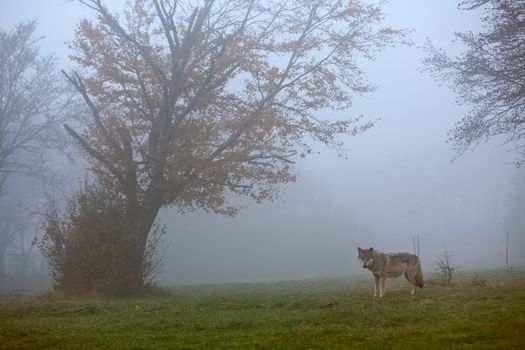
405 272 416 296
373 274 380 297
379 276 386 298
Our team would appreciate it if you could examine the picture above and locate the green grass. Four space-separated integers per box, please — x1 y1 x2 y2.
1 270 524 349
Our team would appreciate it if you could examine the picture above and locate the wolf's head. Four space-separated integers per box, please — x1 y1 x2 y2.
357 247 374 269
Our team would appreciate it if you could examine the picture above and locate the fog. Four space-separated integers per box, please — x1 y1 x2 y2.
1 0 523 287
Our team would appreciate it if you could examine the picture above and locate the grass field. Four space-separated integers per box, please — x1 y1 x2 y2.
1 270 524 349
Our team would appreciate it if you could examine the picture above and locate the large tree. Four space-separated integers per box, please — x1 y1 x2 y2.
424 0 525 164
0 21 73 284
64 0 404 287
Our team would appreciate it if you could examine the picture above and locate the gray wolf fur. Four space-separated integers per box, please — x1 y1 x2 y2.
357 247 424 297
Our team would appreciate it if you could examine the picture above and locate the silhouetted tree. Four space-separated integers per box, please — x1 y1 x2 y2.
0 21 74 284
504 168 525 266
436 247 459 282
424 0 525 164
0 197 36 282
0 21 73 194
64 0 405 288
0 201 26 285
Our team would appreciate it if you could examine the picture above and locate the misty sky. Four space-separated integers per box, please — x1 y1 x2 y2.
1 0 522 285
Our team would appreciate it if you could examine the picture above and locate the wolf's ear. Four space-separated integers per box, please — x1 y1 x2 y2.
357 247 361 252
369 247 373 252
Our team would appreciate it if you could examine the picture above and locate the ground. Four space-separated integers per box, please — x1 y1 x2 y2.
0 269 524 349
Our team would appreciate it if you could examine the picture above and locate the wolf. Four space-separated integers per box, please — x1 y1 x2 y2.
357 247 424 297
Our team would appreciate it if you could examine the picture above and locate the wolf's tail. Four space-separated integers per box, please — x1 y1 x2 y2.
416 259 424 288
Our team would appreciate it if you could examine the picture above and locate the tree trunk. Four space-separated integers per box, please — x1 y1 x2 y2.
127 196 163 290
0 227 7 287
0 241 5 288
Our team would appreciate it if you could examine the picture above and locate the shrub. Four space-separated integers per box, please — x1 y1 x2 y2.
39 182 163 296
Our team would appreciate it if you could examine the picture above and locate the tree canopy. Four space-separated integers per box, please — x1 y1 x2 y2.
424 0 525 164
0 21 72 194
67 0 404 213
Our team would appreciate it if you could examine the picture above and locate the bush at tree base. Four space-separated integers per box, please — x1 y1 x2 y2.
39 182 164 296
